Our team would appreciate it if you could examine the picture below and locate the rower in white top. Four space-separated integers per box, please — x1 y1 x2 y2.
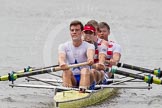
58 20 95 92
98 22 121 81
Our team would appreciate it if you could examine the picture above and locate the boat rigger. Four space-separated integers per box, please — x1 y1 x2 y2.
0 62 162 108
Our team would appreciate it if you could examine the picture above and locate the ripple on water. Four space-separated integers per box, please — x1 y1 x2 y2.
1 97 16 102
147 95 162 107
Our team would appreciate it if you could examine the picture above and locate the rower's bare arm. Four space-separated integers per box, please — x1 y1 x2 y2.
96 53 106 70
107 43 121 65
107 52 121 65
99 40 108 64
58 53 66 66
58 44 69 69
92 41 107 70
112 52 121 63
58 53 69 70
98 43 107 64
97 44 107 70
87 49 95 65
99 53 106 64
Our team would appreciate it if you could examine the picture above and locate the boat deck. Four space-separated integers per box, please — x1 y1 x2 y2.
54 87 117 108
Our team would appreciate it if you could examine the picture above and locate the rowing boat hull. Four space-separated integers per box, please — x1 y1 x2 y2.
54 87 117 108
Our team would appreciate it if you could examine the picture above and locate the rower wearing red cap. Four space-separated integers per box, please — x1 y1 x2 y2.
83 20 122 84
82 24 108 84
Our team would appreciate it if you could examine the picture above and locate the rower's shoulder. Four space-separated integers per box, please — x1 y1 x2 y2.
108 40 122 51
82 41 90 44
61 41 72 46
82 41 95 49
108 40 120 46
58 41 72 49
82 41 93 45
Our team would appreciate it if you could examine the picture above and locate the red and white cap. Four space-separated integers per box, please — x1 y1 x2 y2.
83 25 96 32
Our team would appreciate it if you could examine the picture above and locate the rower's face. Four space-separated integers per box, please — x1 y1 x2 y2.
70 25 82 41
98 27 110 41
83 31 95 43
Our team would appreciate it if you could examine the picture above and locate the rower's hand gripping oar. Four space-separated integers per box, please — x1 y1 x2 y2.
110 67 162 85
0 62 89 83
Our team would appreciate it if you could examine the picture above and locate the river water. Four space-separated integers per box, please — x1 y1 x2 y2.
0 0 162 108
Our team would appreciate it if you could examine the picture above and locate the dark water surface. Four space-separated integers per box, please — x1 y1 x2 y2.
0 0 162 107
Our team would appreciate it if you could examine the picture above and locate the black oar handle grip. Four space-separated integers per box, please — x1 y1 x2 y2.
116 62 122 67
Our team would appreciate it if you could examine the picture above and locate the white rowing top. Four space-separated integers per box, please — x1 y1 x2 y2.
58 41 95 75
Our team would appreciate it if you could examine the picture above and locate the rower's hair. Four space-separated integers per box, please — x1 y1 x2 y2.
70 20 84 31
87 20 99 31
98 22 110 31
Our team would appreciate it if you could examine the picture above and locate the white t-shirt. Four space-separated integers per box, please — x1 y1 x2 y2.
58 41 95 75
111 42 121 53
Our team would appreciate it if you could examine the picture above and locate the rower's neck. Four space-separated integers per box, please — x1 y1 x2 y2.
94 37 98 43
73 40 82 47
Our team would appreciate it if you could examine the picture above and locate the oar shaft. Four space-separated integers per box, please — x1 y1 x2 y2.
112 69 144 80
17 62 89 78
111 67 162 85
117 63 162 78
117 63 153 73
27 76 58 86
0 62 89 81
16 64 59 73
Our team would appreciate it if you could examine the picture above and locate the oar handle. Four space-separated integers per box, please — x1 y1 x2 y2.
53 62 90 71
